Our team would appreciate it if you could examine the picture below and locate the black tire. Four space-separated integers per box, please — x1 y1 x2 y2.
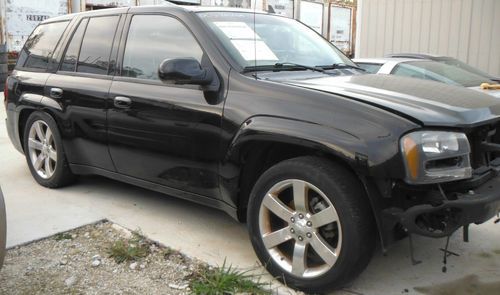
23 111 76 188
247 156 376 293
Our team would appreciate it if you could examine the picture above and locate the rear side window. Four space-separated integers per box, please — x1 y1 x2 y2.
393 61 489 87
61 18 89 72
77 16 119 75
392 64 426 79
17 21 69 70
122 15 203 80
356 63 382 74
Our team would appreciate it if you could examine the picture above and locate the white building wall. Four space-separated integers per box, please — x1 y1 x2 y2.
355 0 500 76
5 0 68 51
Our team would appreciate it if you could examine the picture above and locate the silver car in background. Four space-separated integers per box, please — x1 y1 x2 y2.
353 57 500 98
385 53 500 83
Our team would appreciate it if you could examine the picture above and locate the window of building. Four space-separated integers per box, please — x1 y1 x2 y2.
17 21 70 70
299 1 324 34
77 16 119 75
122 15 203 80
61 18 89 72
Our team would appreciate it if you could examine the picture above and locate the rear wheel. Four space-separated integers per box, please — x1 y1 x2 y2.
23 111 76 188
247 157 376 292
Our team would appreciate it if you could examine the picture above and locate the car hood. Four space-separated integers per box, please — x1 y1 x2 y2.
280 74 500 127
468 86 500 99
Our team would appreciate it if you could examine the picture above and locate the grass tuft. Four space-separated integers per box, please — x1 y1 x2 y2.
54 233 73 241
189 260 270 295
161 247 178 258
107 233 150 264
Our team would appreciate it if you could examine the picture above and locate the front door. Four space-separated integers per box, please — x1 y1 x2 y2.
107 14 224 199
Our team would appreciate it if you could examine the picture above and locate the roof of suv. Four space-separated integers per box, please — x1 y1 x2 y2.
43 4 269 23
180 5 267 14
42 6 130 23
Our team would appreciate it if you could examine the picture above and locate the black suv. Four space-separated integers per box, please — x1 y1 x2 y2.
4 4 500 292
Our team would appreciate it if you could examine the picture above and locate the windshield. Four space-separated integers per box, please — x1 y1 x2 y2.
392 61 494 87
197 12 355 70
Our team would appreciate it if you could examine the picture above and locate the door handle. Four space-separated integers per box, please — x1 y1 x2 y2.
114 96 132 109
50 88 63 99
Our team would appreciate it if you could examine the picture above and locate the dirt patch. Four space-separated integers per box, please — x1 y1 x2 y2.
477 252 493 259
414 274 500 295
0 221 203 295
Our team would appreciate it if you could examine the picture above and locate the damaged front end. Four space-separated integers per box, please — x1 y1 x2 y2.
379 123 500 267
384 172 500 239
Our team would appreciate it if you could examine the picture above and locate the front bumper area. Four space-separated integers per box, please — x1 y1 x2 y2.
383 175 500 238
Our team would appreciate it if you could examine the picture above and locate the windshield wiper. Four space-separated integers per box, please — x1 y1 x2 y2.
243 62 325 73
274 62 325 73
321 63 366 72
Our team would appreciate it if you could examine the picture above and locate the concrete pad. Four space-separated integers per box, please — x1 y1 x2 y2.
1 102 499 294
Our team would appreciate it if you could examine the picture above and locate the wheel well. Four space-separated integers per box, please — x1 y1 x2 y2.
18 108 59 151
236 141 357 221
18 108 36 151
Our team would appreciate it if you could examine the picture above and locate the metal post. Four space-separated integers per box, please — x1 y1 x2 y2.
294 0 300 20
71 0 82 13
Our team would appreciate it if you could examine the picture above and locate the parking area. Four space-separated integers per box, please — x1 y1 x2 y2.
1 102 499 294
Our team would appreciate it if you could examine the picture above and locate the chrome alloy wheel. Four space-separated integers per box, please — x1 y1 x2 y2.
28 120 57 179
258 179 342 278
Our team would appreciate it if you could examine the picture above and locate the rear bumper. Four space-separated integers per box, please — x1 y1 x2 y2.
383 175 500 238
5 107 23 153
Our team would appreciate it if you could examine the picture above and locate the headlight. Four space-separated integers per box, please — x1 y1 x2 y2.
400 131 472 184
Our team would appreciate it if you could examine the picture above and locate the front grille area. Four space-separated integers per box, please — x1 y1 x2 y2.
468 122 500 170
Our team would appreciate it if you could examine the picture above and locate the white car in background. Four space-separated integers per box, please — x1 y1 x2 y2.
353 57 500 98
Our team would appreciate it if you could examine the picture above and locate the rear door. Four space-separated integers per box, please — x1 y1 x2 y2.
6 20 70 151
12 20 70 98
107 13 225 199
44 14 123 171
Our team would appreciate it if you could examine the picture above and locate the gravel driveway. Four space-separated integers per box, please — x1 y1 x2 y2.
0 221 202 295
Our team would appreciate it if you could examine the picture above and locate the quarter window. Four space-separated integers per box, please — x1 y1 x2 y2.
61 18 89 72
122 15 203 80
77 16 119 75
17 21 70 70
356 63 382 74
392 64 426 79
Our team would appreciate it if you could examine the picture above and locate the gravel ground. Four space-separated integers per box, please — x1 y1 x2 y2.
0 221 205 295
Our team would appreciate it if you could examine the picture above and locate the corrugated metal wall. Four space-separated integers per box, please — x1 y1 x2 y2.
355 0 500 76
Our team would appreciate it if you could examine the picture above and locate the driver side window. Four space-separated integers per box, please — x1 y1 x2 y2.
122 15 204 80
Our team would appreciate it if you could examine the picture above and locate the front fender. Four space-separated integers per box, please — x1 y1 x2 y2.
225 115 408 178
227 115 366 172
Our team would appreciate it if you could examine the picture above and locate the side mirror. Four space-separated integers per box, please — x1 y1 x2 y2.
158 58 213 86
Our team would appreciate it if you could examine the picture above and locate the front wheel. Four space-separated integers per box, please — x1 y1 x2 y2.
247 157 376 292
